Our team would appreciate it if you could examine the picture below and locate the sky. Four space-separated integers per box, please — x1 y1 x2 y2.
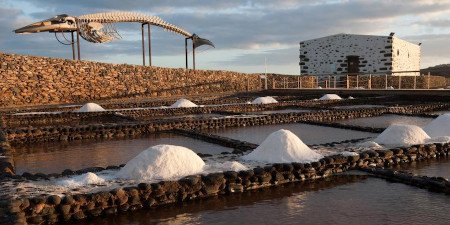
0 0 449 74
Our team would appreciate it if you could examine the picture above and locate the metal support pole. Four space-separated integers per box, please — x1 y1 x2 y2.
333 76 336 88
369 74 372 89
76 30 81 60
70 31 75 60
192 39 196 70
398 75 401 89
297 76 300 89
147 23 151 66
427 72 431 89
185 38 188 69
299 76 302 89
141 23 145 66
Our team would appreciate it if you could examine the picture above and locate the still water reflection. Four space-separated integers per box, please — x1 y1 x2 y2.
74 175 450 225
13 133 232 174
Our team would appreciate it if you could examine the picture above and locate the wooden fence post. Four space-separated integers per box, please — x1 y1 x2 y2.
385 74 388 89
346 75 349 89
413 75 417 89
356 75 359 88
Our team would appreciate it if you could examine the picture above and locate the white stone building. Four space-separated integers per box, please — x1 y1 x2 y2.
299 33 420 76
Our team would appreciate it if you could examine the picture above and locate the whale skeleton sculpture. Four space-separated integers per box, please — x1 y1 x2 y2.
14 12 214 69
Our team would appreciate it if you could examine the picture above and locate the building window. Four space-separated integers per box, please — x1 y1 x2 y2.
397 49 399 56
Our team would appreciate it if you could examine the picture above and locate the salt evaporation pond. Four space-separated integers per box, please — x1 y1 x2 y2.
338 114 433 129
12 133 233 174
72 176 450 225
211 123 376 145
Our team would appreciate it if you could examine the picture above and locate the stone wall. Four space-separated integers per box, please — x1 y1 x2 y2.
0 52 260 107
4 142 450 225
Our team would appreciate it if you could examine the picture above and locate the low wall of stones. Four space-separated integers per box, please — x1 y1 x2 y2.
363 168 450 194
0 100 343 128
0 52 261 108
3 103 448 146
3 142 450 225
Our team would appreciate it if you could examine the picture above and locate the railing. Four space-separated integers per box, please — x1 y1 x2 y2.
262 71 447 90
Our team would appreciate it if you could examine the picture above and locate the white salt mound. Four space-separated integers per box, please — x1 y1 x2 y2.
358 141 382 148
319 94 342 100
251 96 278 104
169 98 198 108
423 114 450 137
75 103 105 112
340 151 359 157
427 136 450 144
242 129 322 163
373 124 430 147
212 161 248 172
58 172 105 187
117 145 205 180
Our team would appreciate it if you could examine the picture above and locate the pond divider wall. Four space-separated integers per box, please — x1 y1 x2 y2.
3 142 450 225
3 103 448 145
363 168 450 194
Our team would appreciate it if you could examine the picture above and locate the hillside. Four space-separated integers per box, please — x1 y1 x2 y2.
421 64 450 77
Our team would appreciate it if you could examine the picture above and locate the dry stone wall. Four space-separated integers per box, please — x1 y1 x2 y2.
0 52 260 107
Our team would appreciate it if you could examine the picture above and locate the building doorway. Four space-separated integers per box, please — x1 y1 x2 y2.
347 56 359 74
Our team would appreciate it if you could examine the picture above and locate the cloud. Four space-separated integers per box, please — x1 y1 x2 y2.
1 0 450 74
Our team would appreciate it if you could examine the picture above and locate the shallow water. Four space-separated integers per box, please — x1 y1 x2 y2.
338 114 433 129
13 133 232 174
401 158 450 180
73 175 450 225
210 123 377 145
